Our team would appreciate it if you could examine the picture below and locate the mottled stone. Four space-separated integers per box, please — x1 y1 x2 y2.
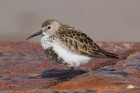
0 41 140 93
0 89 97 93
115 88 140 93
52 52 140 92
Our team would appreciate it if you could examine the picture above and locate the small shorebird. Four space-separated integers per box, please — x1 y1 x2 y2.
26 19 118 80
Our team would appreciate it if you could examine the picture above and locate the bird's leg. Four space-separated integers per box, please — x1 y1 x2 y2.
59 66 74 81
66 66 74 80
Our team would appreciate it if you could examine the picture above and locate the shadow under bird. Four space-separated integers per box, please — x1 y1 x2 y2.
26 19 119 80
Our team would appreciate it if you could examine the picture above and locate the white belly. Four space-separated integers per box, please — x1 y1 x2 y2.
41 35 91 67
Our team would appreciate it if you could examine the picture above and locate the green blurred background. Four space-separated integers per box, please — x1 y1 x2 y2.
0 0 140 42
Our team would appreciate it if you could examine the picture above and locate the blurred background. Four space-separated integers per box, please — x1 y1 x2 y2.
0 0 140 42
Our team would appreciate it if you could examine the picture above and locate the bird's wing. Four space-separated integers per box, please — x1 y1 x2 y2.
56 25 118 58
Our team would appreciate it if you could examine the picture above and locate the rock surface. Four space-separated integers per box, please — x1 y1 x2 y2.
0 41 140 93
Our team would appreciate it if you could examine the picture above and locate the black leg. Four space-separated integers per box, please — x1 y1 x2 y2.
66 66 74 80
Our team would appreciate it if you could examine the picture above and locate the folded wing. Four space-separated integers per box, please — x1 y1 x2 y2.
56 24 119 59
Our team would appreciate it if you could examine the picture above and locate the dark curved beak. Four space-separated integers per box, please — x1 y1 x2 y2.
26 30 42 40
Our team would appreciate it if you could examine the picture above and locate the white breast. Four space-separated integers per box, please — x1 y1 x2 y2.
41 35 91 67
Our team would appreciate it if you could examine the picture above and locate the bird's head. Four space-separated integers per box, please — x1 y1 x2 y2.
26 19 61 40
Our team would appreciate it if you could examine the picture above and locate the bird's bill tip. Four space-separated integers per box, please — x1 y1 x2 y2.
26 30 42 40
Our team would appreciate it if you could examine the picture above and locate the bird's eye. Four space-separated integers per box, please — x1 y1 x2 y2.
48 26 51 29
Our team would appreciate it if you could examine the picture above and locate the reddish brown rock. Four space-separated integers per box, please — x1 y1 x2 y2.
52 52 140 92
115 88 140 93
0 41 140 93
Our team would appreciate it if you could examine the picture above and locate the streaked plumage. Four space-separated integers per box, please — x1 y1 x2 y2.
27 19 119 80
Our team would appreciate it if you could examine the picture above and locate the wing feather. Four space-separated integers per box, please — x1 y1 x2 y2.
56 25 118 58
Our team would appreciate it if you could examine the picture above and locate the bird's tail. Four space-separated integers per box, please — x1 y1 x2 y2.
103 51 119 59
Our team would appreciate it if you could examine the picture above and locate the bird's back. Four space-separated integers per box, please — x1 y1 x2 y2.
56 24 119 59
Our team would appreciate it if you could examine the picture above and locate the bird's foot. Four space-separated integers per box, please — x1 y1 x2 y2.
59 76 71 81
